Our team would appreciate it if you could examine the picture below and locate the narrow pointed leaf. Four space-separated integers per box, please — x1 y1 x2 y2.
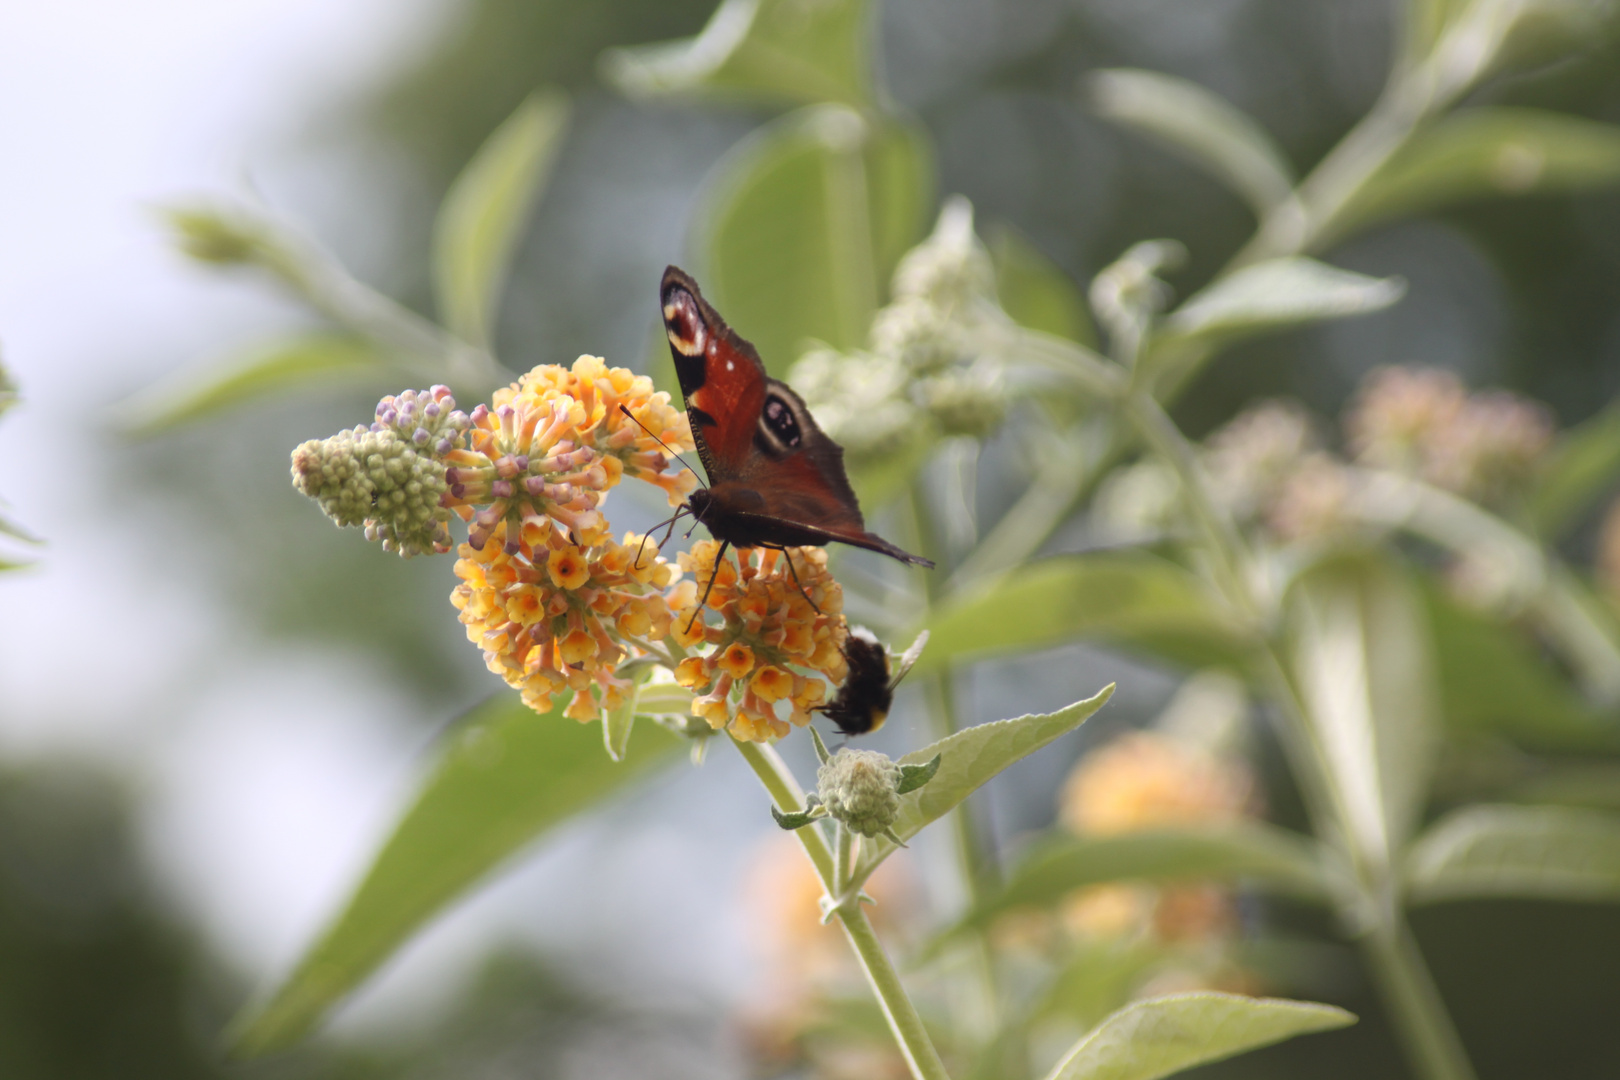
1528 393 1620 539
1159 257 1404 352
1088 68 1295 217
229 692 680 1056
1422 581 1617 751
1334 108 1620 243
955 825 1335 934
1042 992 1355 1080
772 805 822 830
896 754 941 795
119 334 380 434
919 552 1254 676
992 227 1095 347
856 686 1113 875
1405 804 1620 904
433 91 569 348
695 106 932 373
600 0 872 107
1288 554 1441 866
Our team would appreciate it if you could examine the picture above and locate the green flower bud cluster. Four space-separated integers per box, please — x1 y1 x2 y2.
290 386 470 557
787 197 1011 463
771 730 942 843
817 749 904 838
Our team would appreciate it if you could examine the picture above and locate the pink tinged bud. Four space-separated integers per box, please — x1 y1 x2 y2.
470 404 489 424
437 437 455 455
424 402 441 419
492 480 514 498
523 476 547 496
512 455 529 470
413 428 430 445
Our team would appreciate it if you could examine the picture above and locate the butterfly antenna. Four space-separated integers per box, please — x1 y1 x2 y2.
684 538 731 635
634 506 690 569
617 404 705 489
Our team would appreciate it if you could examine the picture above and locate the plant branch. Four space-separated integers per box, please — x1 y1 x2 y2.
731 737 951 1080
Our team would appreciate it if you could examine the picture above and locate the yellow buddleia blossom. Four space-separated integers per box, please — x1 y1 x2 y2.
451 522 680 718
669 541 846 742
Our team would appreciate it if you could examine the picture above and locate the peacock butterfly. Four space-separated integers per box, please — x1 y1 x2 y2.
658 267 933 593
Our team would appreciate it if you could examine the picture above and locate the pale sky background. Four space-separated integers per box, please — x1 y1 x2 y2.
0 0 776 1043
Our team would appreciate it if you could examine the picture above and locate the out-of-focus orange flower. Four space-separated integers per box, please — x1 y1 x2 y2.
1060 731 1255 837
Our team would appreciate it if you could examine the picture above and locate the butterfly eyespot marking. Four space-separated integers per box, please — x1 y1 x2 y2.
663 292 707 358
757 392 804 454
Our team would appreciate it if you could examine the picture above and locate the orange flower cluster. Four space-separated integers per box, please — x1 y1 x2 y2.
441 356 696 552
451 521 681 719
670 541 849 742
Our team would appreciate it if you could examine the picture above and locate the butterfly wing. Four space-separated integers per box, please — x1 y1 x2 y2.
660 266 933 569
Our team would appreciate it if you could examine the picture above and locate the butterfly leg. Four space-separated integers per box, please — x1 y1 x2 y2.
685 538 732 634
762 544 823 615
634 506 689 570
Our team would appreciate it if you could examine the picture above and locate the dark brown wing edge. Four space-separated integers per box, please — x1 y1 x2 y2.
726 511 935 568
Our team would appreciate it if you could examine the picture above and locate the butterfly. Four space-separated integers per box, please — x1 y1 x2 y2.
818 628 929 737
658 266 932 610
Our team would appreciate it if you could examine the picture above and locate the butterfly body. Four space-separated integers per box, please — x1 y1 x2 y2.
660 266 933 568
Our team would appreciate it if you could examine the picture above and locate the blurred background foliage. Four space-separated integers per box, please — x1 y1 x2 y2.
10 0 1620 1076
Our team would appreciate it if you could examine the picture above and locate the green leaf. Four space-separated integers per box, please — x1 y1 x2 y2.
1158 257 1404 353
1087 68 1295 218
954 826 1335 936
599 0 872 108
117 334 381 434
1036 939 1167 1029
1421 581 1618 752
229 692 680 1056
696 106 933 374
1405 804 1620 904
918 551 1254 677
1333 108 1620 244
1529 394 1620 539
896 754 941 795
1040 992 1355 1080
772 803 823 830
433 91 570 349
1287 554 1441 865
856 686 1114 876
991 227 1095 347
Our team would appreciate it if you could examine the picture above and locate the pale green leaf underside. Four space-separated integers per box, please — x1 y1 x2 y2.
1335 108 1620 243
1089 67 1295 217
1161 257 1404 350
857 686 1114 875
1041 992 1355 1080
599 0 871 108
1405 804 1620 904
229 693 680 1056
697 105 932 373
433 90 570 349
118 333 380 434
958 824 1335 933
919 551 1253 676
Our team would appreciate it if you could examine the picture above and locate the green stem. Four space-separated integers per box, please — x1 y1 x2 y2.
1361 916 1479 1080
731 737 952 1080
1118 391 1480 1080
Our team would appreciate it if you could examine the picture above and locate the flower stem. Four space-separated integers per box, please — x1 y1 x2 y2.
1119 390 1480 1080
1361 916 1478 1080
730 737 952 1080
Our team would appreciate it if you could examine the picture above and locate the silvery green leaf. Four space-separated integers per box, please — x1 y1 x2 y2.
433 91 569 349
855 686 1114 877
1088 68 1295 217
1040 992 1355 1080
1159 258 1404 351
599 0 872 107
1405 804 1620 904
895 754 941 795
118 334 380 434
1288 554 1441 869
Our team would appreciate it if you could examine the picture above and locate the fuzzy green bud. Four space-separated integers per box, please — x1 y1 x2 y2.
291 428 453 558
817 749 904 838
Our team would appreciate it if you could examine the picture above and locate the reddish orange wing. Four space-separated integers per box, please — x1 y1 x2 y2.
659 267 932 568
